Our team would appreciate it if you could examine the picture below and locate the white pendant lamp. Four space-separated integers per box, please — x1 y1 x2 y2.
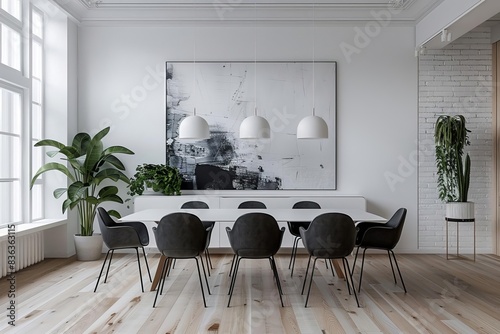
240 108 270 139
297 108 328 139
240 1 270 140
179 108 210 140
297 3 328 139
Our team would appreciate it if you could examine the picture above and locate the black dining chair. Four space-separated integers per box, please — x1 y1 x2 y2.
352 208 407 293
94 207 152 293
226 212 285 307
152 212 211 308
287 201 321 277
228 200 268 277
237 201 267 209
181 200 215 275
300 212 359 307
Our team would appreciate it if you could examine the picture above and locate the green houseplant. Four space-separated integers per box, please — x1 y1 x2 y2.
434 114 473 219
30 127 134 260
128 163 182 196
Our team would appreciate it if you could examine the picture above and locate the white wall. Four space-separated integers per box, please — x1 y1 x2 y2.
78 24 419 252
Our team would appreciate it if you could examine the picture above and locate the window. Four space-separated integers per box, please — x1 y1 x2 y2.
0 3 45 227
0 85 22 225
1 0 21 20
0 0 22 71
31 7 43 220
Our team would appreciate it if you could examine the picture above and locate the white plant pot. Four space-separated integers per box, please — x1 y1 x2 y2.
445 202 475 220
74 234 103 261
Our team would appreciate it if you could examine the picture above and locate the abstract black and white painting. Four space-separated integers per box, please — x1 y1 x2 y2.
166 61 336 190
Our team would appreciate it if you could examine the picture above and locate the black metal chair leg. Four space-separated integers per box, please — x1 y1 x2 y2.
289 237 298 269
199 254 211 295
204 251 211 277
172 258 176 269
387 250 397 284
142 247 152 282
135 248 144 292
358 248 368 293
160 257 170 295
301 255 312 295
270 256 284 307
341 257 352 295
104 250 115 283
228 254 236 277
153 257 170 307
305 258 318 307
228 257 242 307
291 238 300 277
94 250 111 292
206 248 214 269
270 256 284 296
343 258 360 307
194 258 207 308
325 259 329 269
329 259 335 278
351 246 360 275
390 250 407 293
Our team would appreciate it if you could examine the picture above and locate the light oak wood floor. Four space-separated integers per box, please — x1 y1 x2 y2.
1 253 500 333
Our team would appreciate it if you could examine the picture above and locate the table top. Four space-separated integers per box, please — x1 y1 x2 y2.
120 208 386 223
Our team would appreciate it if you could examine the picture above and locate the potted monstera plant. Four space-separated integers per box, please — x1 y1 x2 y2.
30 127 134 260
434 114 473 219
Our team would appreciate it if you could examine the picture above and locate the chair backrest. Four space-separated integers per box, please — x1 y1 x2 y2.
97 207 121 248
293 201 321 209
181 201 210 209
238 201 267 209
228 212 283 257
153 212 206 257
300 212 356 258
385 208 407 246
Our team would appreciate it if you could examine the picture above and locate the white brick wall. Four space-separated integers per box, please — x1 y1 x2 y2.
418 27 494 253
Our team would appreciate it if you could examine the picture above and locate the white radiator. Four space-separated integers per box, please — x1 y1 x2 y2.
1 231 44 278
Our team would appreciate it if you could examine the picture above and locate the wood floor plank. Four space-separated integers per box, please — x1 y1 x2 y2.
1 254 500 333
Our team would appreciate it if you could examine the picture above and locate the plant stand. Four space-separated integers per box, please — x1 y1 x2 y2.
445 217 476 261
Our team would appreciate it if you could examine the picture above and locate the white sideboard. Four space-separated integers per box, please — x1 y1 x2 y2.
132 191 367 251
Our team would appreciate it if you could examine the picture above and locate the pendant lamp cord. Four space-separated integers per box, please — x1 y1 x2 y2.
193 25 197 116
254 0 257 116
312 2 315 116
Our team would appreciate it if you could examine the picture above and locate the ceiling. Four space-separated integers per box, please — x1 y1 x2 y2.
55 0 445 25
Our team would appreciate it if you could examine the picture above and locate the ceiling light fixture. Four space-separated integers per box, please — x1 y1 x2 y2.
297 3 328 139
239 1 270 139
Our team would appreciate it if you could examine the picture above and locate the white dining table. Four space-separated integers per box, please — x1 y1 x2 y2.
120 208 386 223
120 208 386 291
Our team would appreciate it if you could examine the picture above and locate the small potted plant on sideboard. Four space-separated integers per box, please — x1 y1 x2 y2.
128 163 182 196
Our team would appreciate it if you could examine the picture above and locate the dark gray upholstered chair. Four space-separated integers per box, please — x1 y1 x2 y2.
299 213 359 307
153 213 211 307
228 200 268 277
237 201 267 209
181 201 215 275
287 201 321 277
94 207 152 293
226 212 285 307
352 208 407 293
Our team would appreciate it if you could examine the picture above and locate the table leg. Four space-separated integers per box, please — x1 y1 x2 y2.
332 259 345 279
151 254 166 291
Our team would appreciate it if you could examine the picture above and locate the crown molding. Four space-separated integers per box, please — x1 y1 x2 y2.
54 0 443 25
